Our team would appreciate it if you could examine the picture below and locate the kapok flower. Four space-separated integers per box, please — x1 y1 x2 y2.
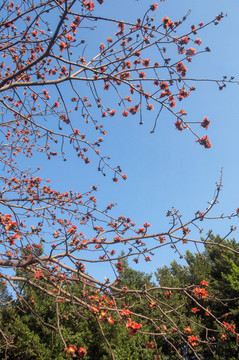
178 36 189 45
184 326 193 335
176 61 187 77
193 287 208 299
188 335 199 347
223 321 236 334
142 59 150 67
59 42 66 52
164 290 171 299
196 136 212 149
78 347 87 357
144 342 154 349
150 3 158 11
200 280 208 287
194 38 202 45
201 117 210 130
139 71 146 79
162 17 174 29
175 120 183 131
160 82 168 90
186 47 196 56
115 261 124 272
65 344 77 354
109 110 116 117
191 307 200 314
182 227 190 236
126 319 142 335
121 309 131 318
84 1 95 11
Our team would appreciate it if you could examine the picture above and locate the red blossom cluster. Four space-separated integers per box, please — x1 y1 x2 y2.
126 319 142 335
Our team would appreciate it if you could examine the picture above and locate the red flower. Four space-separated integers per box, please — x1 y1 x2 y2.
178 36 189 45
84 1 95 11
142 59 150 67
201 117 210 130
186 47 196 56
184 326 193 335
122 110 128 117
109 110 116 117
150 3 158 11
182 227 190 236
175 120 183 131
160 82 168 90
191 25 197 34
196 136 212 149
115 261 124 272
176 62 187 77
147 104 154 110
65 345 77 354
78 347 87 357
200 280 208 287
194 38 202 46
223 321 236 334
128 105 139 115
193 287 208 299
136 227 146 235
191 307 200 314
162 16 174 29
121 309 131 318
134 50 141 57
34 270 42 279
66 34 74 42
126 319 142 335
178 88 190 100
100 43 105 51
144 342 154 348
178 109 187 116
169 99 176 108
59 42 66 52
188 335 199 347
165 290 171 299
139 71 146 79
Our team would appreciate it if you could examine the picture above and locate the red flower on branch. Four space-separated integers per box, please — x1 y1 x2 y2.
78 347 87 357
65 344 77 354
201 117 210 130
126 319 142 335
150 3 158 11
188 335 199 347
196 136 212 149
59 42 66 52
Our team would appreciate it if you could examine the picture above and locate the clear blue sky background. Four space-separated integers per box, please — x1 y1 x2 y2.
33 0 239 280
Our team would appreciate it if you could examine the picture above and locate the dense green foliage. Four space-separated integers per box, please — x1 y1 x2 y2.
0 236 238 359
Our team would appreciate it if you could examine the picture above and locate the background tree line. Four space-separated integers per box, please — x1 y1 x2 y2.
1 235 238 360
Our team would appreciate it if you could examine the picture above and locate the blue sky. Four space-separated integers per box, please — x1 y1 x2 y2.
15 0 239 280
